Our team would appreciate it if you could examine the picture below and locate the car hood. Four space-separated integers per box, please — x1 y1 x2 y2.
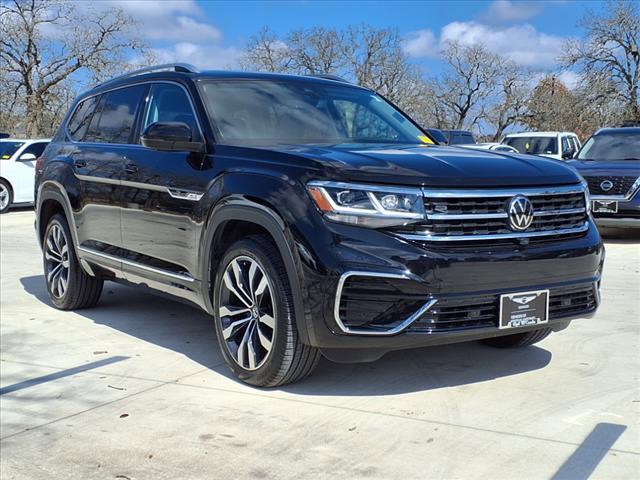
567 159 640 177
272 143 581 187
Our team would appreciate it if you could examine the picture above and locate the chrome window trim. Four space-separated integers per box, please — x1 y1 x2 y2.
333 271 437 336
397 221 589 242
78 246 195 283
64 80 205 147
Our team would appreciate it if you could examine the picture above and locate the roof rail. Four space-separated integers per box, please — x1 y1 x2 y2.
307 74 351 83
99 63 200 87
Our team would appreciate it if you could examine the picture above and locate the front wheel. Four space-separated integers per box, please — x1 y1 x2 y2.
213 235 320 387
480 328 552 348
0 180 12 214
43 213 103 310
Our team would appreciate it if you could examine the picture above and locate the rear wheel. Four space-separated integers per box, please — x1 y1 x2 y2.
480 328 552 348
43 214 103 310
0 180 12 214
213 235 320 387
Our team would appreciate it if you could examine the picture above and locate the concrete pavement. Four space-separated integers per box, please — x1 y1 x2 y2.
1 208 639 479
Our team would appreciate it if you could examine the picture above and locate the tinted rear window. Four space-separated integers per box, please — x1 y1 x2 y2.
504 136 558 155
449 132 475 145
85 85 146 144
67 97 99 141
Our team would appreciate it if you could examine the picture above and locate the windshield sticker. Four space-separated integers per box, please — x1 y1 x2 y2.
417 135 434 144
1 155 10 159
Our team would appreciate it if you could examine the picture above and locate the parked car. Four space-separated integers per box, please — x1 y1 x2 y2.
568 127 640 228
502 131 581 160
460 142 518 153
0 138 50 213
424 128 448 145
440 129 476 145
35 64 603 386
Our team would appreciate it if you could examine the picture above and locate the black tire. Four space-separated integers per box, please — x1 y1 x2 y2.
43 213 103 310
480 328 552 348
213 235 321 387
0 180 13 214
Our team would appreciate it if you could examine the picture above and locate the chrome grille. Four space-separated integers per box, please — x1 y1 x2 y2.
398 185 589 242
584 176 638 196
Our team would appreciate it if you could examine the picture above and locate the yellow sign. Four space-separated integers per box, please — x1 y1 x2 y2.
417 135 434 144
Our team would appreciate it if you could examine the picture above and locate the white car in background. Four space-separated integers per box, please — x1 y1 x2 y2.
0 138 50 213
460 142 519 153
502 131 581 160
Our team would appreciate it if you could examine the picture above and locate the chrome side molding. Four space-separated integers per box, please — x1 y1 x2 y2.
78 246 195 283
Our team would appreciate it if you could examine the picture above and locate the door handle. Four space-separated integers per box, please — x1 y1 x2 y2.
73 159 87 168
124 163 138 174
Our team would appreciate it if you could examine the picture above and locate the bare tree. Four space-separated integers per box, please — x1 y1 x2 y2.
239 24 428 107
431 42 503 130
562 0 640 120
0 0 153 137
487 62 531 141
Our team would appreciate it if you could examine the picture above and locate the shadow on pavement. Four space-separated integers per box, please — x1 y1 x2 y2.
20 274 552 395
551 422 627 480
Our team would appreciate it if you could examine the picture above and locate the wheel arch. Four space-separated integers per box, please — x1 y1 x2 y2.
200 199 316 346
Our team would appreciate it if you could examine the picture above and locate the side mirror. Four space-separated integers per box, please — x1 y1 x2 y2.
19 153 37 161
562 147 575 160
140 122 205 153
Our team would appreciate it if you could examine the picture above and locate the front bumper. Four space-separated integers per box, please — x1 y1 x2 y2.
299 218 604 354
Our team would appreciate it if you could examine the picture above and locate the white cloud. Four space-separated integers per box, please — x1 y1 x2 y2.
401 29 438 58
104 0 222 43
152 42 242 70
557 70 580 90
480 0 543 24
439 21 565 68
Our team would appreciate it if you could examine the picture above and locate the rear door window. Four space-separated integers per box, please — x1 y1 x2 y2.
67 97 99 141
85 85 146 144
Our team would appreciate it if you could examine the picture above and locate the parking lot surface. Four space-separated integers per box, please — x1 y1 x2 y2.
1 208 639 479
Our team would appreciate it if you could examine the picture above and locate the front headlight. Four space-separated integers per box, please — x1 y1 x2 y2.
307 181 425 227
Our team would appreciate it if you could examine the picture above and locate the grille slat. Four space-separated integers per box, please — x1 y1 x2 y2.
399 186 589 243
585 176 638 196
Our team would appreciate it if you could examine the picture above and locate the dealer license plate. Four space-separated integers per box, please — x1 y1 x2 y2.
592 200 618 213
499 290 549 329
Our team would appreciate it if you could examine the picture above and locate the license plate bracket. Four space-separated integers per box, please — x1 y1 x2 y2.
592 200 618 213
499 290 549 329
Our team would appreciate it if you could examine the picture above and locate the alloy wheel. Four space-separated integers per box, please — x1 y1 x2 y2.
0 184 9 210
218 255 276 371
45 224 70 298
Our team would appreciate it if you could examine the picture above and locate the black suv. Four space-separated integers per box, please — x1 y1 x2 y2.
35 64 604 386
568 127 640 228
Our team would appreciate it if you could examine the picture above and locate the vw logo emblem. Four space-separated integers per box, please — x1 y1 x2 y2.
507 195 534 231
600 180 613 192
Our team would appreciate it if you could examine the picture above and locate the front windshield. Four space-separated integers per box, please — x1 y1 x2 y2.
0 141 25 159
577 131 640 160
199 80 427 145
503 136 558 155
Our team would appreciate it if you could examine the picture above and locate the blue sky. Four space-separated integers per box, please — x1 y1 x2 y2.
101 0 607 86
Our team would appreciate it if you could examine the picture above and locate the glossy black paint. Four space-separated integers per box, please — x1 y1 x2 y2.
35 70 604 358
